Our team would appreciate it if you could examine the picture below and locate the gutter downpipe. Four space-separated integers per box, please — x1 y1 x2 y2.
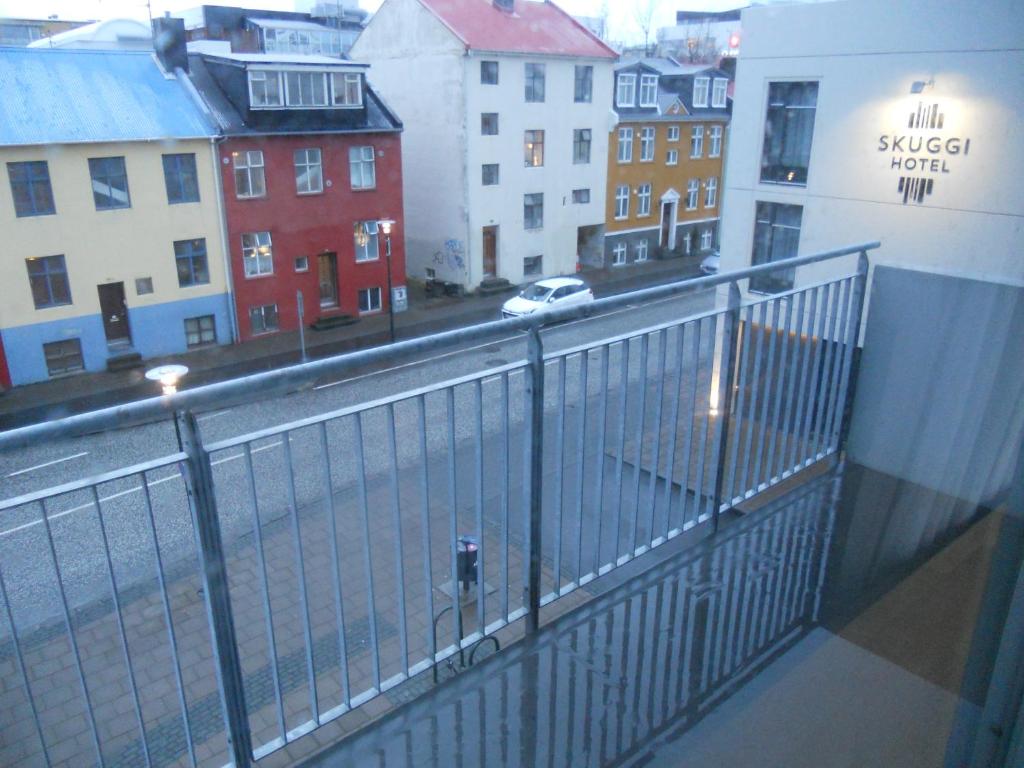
210 135 239 343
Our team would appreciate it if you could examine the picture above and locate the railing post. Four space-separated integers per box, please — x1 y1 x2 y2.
178 411 253 768
710 281 743 531
524 325 545 634
836 251 870 450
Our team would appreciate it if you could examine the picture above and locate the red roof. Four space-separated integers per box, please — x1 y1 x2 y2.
417 0 617 59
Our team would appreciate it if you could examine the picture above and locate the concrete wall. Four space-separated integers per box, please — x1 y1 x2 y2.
847 266 1024 507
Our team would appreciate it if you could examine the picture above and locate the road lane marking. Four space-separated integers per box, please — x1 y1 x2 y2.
197 410 231 422
6 452 89 478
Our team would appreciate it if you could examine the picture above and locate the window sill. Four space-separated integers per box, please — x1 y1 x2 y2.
355 257 380 264
15 211 57 218
296 190 325 197
351 187 377 193
359 308 383 316
235 195 268 201
243 273 275 280
251 328 280 336
168 199 201 206
34 302 73 311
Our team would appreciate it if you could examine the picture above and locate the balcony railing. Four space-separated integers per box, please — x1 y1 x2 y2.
0 241 877 768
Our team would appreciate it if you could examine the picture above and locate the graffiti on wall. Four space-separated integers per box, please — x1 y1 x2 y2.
432 239 466 273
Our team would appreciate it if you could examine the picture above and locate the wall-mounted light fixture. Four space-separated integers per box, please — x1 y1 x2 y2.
910 78 935 94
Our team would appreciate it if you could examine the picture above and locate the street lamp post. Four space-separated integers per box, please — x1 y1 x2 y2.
145 364 189 450
377 219 396 343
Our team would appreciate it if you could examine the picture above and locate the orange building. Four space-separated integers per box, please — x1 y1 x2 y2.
603 59 730 267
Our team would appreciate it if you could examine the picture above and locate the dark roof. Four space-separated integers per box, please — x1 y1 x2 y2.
186 53 402 136
613 59 731 121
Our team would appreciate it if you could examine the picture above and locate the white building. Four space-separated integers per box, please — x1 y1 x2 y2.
350 0 617 291
27 18 152 50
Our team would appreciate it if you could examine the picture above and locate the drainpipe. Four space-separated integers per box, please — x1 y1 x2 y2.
209 136 240 343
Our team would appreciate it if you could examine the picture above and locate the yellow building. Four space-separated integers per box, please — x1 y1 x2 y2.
604 59 730 267
0 48 232 387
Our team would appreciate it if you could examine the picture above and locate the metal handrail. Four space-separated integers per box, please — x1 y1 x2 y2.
0 241 878 452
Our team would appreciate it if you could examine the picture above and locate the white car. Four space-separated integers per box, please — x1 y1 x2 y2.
700 251 720 275
501 277 594 319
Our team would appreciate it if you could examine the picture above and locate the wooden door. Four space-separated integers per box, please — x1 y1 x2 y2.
482 226 498 278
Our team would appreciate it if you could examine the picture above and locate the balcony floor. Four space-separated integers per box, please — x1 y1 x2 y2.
301 461 1019 768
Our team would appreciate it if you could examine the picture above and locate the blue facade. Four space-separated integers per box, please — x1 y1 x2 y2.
1 293 232 386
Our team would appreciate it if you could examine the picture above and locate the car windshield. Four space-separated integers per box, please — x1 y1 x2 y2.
520 284 554 301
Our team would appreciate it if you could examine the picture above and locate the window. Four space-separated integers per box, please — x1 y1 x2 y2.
572 188 590 204
525 63 545 102
8 161 55 217
88 156 130 210
683 229 693 255
524 130 544 167
686 178 699 210
481 113 499 135
617 127 633 163
640 126 655 161
162 154 199 204
667 149 679 165
701 228 714 250
481 60 498 84
330 72 362 106
639 74 658 106
616 73 636 107
690 126 704 158
248 70 282 107
635 239 649 262
704 176 718 208
26 255 71 309
294 256 309 272
349 146 376 189
693 76 710 107
637 183 652 217
285 71 328 106
233 150 266 198
43 339 83 376
294 148 323 194
135 277 153 295
750 202 803 293
574 65 593 103
241 232 273 277
667 125 680 142
761 81 819 185
524 193 543 229
250 304 279 334
709 125 723 158
523 255 543 276
184 315 216 348
358 286 382 313
175 238 210 287
354 221 379 262
712 78 728 108
614 184 629 219
573 129 591 164
612 242 626 266
482 164 500 186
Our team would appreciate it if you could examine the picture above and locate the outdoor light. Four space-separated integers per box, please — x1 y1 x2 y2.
376 219 398 342
146 364 189 396
378 218 393 235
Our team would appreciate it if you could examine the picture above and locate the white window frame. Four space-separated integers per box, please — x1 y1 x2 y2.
331 72 363 107
612 242 627 266
617 127 633 163
666 149 679 165
637 183 652 217
712 78 728 108
616 73 636 107
701 228 713 250
693 76 710 108
635 239 649 262
686 178 699 210
358 286 382 314
709 125 723 158
639 74 658 107
241 231 273 277
294 255 309 272
639 126 655 162
354 221 380 262
667 125 680 142
284 71 328 107
294 148 323 195
690 126 704 158
233 150 266 199
248 70 282 107
614 184 629 219
349 146 376 190
704 176 718 208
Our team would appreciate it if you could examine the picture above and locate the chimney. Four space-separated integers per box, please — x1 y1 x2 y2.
153 15 188 73
493 0 514 12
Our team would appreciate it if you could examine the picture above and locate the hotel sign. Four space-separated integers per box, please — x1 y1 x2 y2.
878 101 972 204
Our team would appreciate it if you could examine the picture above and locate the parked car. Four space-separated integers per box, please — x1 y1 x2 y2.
501 277 594 319
700 250 720 275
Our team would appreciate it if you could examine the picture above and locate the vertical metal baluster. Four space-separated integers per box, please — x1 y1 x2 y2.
824 277 856 453
242 445 286 738
677 319 701 528
661 324 687 539
724 305 753 505
281 431 319 722
552 357 567 591
710 283 742 521
0 561 51 766
820 278 852 456
628 334 649 555
611 340 630 563
778 290 808 478
591 345 611 575
524 326 545 633
739 302 767 496
769 503 801 639
756 510 786 650
353 413 382 690
764 295 795 484
472 382 486 633
499 375 511 622
794 287 823 470
446 388 464 662
835 252 870 450
692 315 717 523
90 486 152 767
316 422 350 709
387 403 411 671
416 396 437 660
644 329 668 545
573 349 589 584
812 283 841 459
751 299 781 491
814 281 845 460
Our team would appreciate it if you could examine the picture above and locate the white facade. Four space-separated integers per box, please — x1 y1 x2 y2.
719 0 1024 309
350 0 615 289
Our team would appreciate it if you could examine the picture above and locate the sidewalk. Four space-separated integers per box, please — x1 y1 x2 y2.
0 256 703 430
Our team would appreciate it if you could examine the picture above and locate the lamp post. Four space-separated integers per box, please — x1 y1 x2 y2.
145 364 189 449
377 219 396 343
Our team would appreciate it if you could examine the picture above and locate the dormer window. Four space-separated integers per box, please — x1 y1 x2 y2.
248 69 364 110
331 72 363 106
249 70 282 107
712 78 728 108
616 73 636 107
693 76 710 108
286 71 328 107
639 74 658 107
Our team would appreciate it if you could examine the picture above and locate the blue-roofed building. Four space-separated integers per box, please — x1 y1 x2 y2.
0 44 235 388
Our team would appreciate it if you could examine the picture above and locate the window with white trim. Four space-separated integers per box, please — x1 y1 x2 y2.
294 148 323 194
617 127 633 163
524 193 543 229
614 184 629 219
294 256 309 272
285 71 328 107
354 221 379 262
686 178 699 210
573 129 591 164
330 72 362 106
184 315 216 348
761 81 819 185
690 126 704 158
43 339 83 376
524 130 544 167
639 74 658 106
666 149 678 165
481 61 498 84
683 229 693 255
482 164 499 185
667 125 680 142
249 304 279 334
709 125 723 157
349 146 375 189
233 150 265 198
612 242 627 266
750 202 802 292
635 239 649 262
525 63 545 102
704 176 718 208
574 65 593 102
523 255 543 276
639 126 655 161
693 76 710 107
241 231 273 277
637 183 652 217
248 71 282 107
712 78 728 108
701 228 713 250
616 73 636 107
358 286 382 313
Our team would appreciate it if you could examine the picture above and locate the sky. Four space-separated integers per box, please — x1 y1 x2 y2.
0 0 751 45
